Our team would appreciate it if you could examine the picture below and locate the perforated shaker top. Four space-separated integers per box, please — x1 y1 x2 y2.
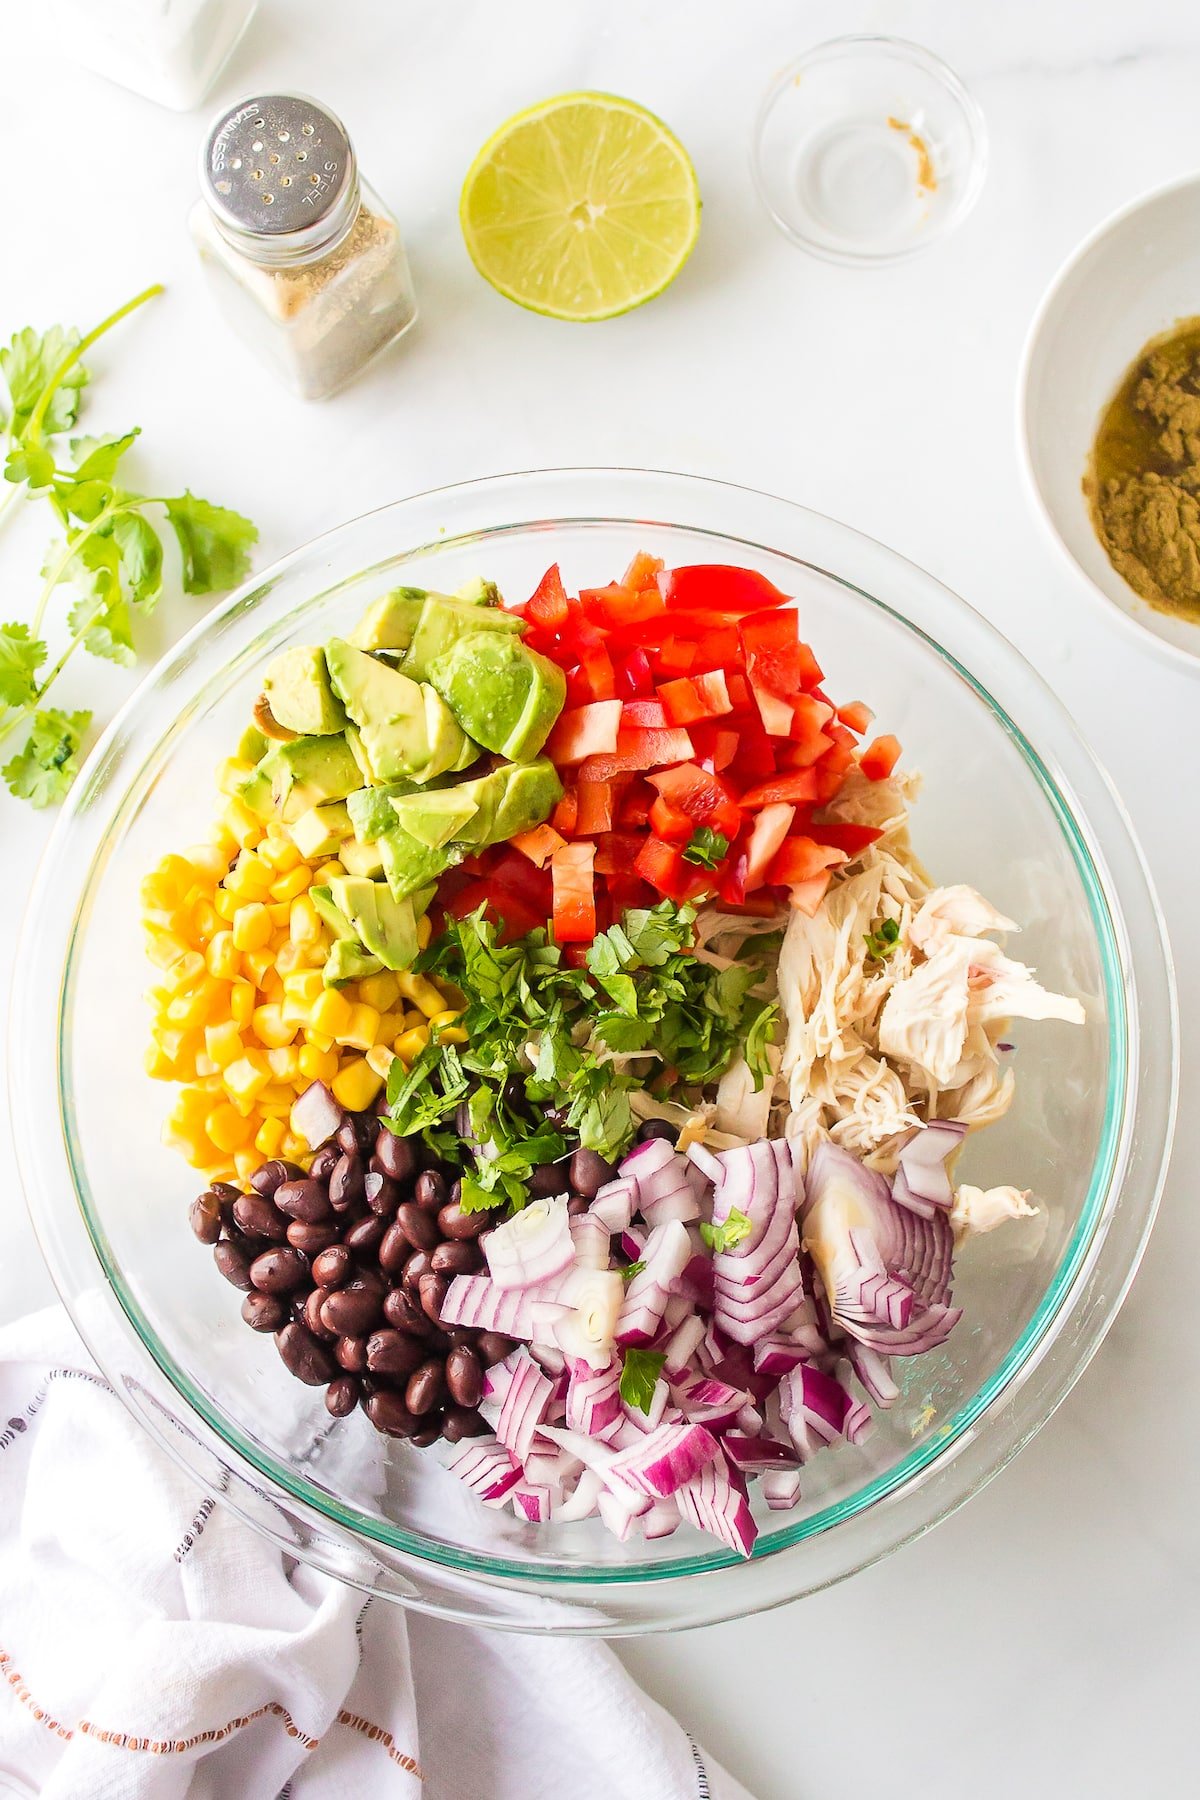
201 95 355 238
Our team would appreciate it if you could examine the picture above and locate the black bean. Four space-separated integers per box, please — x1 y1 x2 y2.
437 1200 489 1241
569 1148 615 1197
445 1344 483 1408
344 1214 387 1256
189 1192 224 1244
527 1160 567 1199
413 1170 447 1211
373 1127 415 1183
249 1246 310 1294
410 1419 443 1448
303 1288 338 1341
309 1143 340 1183
446 1326 481 1349
275 1322 336 1386
476 1331 518 1368
273 1178 331 1224
366 1329 425 1379
401 1250 433 1294
567 1196 589 1217
335 1334 368 1374
335 1118 361 1157
352 1110 378 1152
241 1291 285 1332
286 1219 339 1255
328 1152 364 1211
363 1171 399 1216
418 1271 448 1325
232 1193 287 1241
320 1281 383 1337
637 1118 678 1145
442 1405 488 1443
431 1240 482 1277
325 1375 359 1418
311 1244 352 1289
378 1220 411 1275
366 1392 418 1437
213 1240 254 1290
405 1358 446 1415
502 1073 528 1110
249 1158 304 1196
382 1287 427 1335
395 1201 439 1252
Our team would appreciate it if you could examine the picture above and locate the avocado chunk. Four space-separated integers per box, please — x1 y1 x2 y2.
349 586 430 653
344 722 377 784
454 575 501 605
310 885 355 939
403 597 522 683
262 734 361 821
347 784 402 842
263 646 346 736
378 824 461 901
287 800 352 860
326 638 475 783
237 724 269 764
329 876 423 972
235 763 276 821
323 938 383 986
390 787 480 849
492 758 564 840
428 630 565 761
339 836 385 878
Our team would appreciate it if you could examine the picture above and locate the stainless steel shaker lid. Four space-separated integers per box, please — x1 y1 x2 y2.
201 95 355 243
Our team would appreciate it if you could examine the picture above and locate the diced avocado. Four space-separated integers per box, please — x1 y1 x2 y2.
324 938 383 986
492 758 563 841
391 787 480 849
262 735 361 821
451 732 481 773
262 646 346 736
236 763 275 820
326 638 474 783
237 724 269 764
451 770 506 845
378 824 460 901
310 885 355 940
344 722 377 784
340 836 385 878
403 597 522 682
428 630 565 762
329 876 423 972
287 800 352 860
454 576 500 605
349 586 430 653
347 784 400 842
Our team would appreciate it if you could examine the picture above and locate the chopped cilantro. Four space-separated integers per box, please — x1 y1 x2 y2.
619 1348 666 1414
864 917 901 961
683 826 728 869
700 1208 753 1254
621 1260 646 1283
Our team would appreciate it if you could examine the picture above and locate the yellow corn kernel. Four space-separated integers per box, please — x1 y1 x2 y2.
206 1102 254 1152
269 940 303 977
256 969 285 1005
259 832 301 873
147 854 195 906
165 950 206 996
156 1027 202 1070
190 898 221 942
416 912 432 950
297 1042 339 1083
204 1020 243 1068
331 1057 385 1112
321 859 345 881
214 888 239 922
242 947 276 986
252 1003 296 1049
166 987 216 1029
143 1045 174 1080
366 1044 396 1080
374 1010 403 1045
234 1146 263 1182
205 930 240 980
223 797 265 848
397 972 446 1019
232 903 271 952
394 1025 430 1064
280 1132 309 1164
357 971 399 1013
310 988 352 1038
289 895 322 946
217 755 254 796
435 1025 468 1046
304 1029 334 1054
266 1045 299 1080
185 843 231 884
337 1003 380 1052
283 970 324 1005
143 926 189 970
194 1053 219 1078
257 1081 296 1110
254 1116 287 1158
230 979 256 1026
270 865 311 902
223 1053 270 1105
399 1008 425 1033
162 1120 211 1164
428 1008 463 1030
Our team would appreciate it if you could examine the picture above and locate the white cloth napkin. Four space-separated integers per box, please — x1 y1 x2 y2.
0 1307 754 1800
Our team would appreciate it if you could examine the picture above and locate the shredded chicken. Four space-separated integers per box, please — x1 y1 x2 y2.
951 1183 1037 1238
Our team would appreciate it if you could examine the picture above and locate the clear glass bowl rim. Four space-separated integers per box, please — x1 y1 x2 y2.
9 468 1177 1633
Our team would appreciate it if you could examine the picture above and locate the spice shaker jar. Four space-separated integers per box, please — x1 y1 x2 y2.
47 0 258 111
190 94 418 400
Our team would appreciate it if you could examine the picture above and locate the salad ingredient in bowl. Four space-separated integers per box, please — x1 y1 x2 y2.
143 554 1084 1557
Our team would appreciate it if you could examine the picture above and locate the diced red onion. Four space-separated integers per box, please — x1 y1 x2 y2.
591 1177 636 1233
606 1420 722 1498
598 1486 652 1539
621 1377 669 1432
290 1080 345 1150
619 1136 677 1185
723 1433 800 1471
556 1468 604 1522
675 1455 758 1556
616 1220 693 1347
642 1497 681 1539
780 1362 872 1460
640 1183 702 1227
761 1468 802 1511
496 1350 555 1464
565 1355 624 1443
485 1195 575 1290
846 1341 899 1409
620 1227 646 1262
891 1120 968 1220
524 1447 582 1498
447 1437 523 1504
569 1211 612 1271
510 1480 552 1523
439 1274 571 1339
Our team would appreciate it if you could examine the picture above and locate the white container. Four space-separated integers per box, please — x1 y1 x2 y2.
47 0 257 112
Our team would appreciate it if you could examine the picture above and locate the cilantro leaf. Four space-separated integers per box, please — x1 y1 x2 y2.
70 430 139 484
164 492 258 594
592 1011 654 1053
568 1071 634 1160
4 443 55 491
70 534 135 665
2 707 90 807
742 998 779 1090
683 827 728 869
385 1037 470 1138
112 511 163 608
621 1260 646 1283
619 1348 666 1414
0 623 46 708
864 917 901 961
0 326 88 439
458 1175 512 1215
700 1208 753 1254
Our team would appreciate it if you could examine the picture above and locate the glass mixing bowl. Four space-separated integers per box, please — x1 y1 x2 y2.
10 470 1175 1633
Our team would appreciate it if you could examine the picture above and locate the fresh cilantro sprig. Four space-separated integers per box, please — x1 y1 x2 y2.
0 288 258 807
621 1260 646 1283
683 826 728 869
619 1348 666 1414
700 1208 753 1254
864 917 901 961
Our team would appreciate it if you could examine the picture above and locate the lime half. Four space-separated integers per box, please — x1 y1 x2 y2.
460 92 701 321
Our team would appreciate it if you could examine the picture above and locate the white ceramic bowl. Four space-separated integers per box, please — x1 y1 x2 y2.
1019 173 1200 673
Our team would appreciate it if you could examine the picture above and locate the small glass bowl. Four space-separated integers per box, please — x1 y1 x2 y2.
752 36 988 263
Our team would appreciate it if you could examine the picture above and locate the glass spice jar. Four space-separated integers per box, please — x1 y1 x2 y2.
190 94 418 400
47 0 258 111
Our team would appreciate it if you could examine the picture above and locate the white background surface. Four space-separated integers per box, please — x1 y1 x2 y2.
1 3 1196 1795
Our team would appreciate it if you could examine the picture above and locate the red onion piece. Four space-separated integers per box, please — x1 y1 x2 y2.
290 1080 344 1150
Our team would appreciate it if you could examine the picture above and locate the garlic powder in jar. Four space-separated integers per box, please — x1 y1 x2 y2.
190 94 418 400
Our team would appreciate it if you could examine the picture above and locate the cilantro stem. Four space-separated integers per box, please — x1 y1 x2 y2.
0 594 102 756
30 501 121 637
24 284 163 450
0 474 24 530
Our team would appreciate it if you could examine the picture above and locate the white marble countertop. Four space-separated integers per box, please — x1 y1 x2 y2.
1 2 1196 1794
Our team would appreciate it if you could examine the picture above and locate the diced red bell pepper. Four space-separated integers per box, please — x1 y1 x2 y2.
729 728 777 785
658 670 733 726
604 872 657 914
765 835 847 886
445 877 546 941
837 699 874 735
634 836 711 904
649 795 694 843
860 733 902 781
552 841 597 943
738 769 823 809
621 698 669 730
724 671 751 710
743 803 795 889
617 781 654 828
525 564 570 630
594 832 646 876
783 872 834 917
581 581 665 628
511 823 567 867
552 789 579 836
810 820 883 855
686 625 739 672
658 565 792 616
614 647 654 698
546 699 622 764
576 779 616 835
647 762 743 839
655 635 699 676
578 724 695 781
621 550 665 592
